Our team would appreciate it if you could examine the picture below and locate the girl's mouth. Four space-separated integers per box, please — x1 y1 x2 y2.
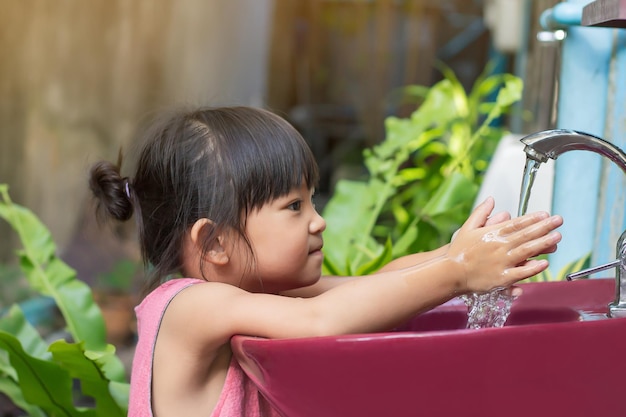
309 246 323 256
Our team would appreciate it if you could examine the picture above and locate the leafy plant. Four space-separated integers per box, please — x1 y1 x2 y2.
322 65 523 275
0 184 129 416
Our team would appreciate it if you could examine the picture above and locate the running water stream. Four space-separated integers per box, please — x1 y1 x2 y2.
517 158 542 218
462 157 542 329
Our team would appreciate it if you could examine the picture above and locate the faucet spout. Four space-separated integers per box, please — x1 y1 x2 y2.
519 129 626 318
520 129 626 175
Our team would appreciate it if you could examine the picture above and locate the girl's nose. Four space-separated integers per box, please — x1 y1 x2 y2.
310 210 326 234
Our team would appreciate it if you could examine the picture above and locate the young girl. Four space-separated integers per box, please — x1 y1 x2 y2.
89 106 563 417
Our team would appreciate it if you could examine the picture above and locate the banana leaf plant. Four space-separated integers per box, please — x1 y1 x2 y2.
0 184 129 416
321 65 524 276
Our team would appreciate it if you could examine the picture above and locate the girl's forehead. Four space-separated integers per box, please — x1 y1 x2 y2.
289 183 315 194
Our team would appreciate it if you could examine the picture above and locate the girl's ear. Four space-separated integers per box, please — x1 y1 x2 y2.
189 218 229 265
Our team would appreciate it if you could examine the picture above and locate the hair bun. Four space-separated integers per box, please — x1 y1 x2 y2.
89 160 134 221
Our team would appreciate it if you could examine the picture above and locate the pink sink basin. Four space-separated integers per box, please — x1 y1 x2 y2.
231 279 626 417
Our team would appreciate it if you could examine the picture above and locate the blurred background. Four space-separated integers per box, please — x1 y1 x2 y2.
0 0 561 273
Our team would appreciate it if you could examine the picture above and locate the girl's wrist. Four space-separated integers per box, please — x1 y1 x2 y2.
441 250 468 296
398 253 466 299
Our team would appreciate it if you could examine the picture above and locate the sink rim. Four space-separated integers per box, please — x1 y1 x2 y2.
232 312 626 346
230 279 626 417
233 278 619 346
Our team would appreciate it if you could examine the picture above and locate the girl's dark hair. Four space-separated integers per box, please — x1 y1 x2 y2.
89 106 319 295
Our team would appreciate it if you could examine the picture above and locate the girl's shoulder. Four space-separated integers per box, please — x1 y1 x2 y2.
146 278 243 353
135 278 205 315
152 277 205 297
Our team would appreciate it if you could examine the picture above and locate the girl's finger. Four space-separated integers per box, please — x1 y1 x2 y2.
463 197 495 230
508 231 562 261
485 211 511 227
539 244 558 255
512 215 563 244
494 211 551 235
504 285 523 299
505 258 550 283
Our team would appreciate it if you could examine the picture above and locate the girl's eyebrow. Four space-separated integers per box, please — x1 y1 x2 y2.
274 190 301 203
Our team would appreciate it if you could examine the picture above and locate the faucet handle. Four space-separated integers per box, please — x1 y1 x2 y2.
566 259 620 281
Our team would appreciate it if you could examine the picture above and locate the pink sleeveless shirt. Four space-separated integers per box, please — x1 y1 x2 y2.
127 278 281 417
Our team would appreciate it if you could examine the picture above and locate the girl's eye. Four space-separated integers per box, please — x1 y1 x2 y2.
288 201 302 211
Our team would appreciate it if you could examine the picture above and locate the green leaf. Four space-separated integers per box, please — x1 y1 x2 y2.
0 187 120 365
401 84 431 102
322 180 372 267
83 348 127 392
0 206 56 267
0 330 82 417
0 185 130 417
391 225 418 258
51 340 128 416
322 254 345 276
556 253 591 281
108 381 131 412
0 376 47 417
421 173 477 217
496 75 524 108
322 179 392 270
0 305 51 361
411 79 462 128
0 351 14 379
0 306 54 415
355 238 394 275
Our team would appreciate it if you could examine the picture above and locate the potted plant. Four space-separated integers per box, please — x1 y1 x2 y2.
0 184 129 416
322 64 523 275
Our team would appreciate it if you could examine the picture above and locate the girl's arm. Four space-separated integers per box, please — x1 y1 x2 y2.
280 275 355 298
165 198 562 349
281 248 448 298
282 210 519 297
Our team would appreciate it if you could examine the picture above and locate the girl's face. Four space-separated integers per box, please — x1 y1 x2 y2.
237 183 326 293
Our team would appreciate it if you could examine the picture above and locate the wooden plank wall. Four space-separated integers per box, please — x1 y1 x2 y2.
267 0 490 189
0 0 272 275
268 0 446 145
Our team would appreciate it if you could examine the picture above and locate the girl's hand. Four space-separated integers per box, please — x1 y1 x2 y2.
484 211 511 227
447 197 563 294
451 210 510 242
484 210 557 256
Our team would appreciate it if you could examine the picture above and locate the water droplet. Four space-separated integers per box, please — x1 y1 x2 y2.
461 289 514 329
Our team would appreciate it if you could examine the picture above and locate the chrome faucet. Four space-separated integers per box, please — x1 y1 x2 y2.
521 129 626 171
520 129 626 318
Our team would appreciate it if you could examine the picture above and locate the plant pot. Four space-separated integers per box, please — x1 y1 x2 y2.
93 292 136 346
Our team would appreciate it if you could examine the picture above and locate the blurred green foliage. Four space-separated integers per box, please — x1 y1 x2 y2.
0 184 129 416
322 65 523 275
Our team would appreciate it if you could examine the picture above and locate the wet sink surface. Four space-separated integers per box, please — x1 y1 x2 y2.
232 279 626 417
397 303 583 331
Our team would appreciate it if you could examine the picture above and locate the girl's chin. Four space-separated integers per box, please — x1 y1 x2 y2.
257 272 322 293
293 272 322 291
